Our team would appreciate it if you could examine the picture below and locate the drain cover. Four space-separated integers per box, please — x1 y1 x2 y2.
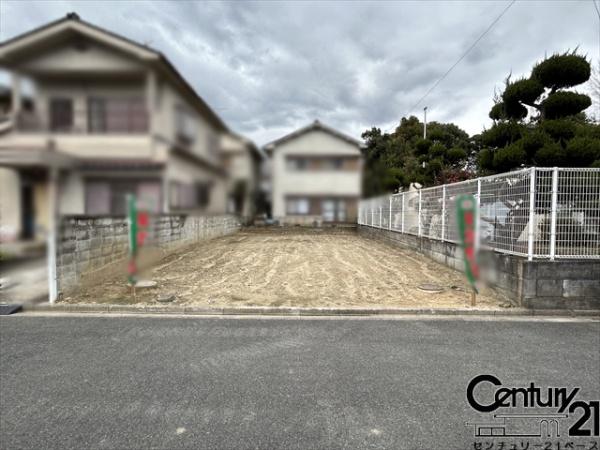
417 283 444 293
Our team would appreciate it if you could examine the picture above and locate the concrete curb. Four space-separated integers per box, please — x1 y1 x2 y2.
20 303 600 318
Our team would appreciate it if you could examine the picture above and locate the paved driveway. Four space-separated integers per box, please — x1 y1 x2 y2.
0 257 48 304
71 229 502 308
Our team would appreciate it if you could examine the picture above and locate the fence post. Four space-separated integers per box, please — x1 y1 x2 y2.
401 193 405 234
441 185 446 241
389 196 392 230
418 190 422 236
549 167 559 260
379 206 382 228
527 167 536 261
371 207 374 227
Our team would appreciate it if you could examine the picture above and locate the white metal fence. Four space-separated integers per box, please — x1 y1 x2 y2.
358 167 600 260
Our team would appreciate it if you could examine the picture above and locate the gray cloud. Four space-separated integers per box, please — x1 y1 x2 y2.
0 0 597 145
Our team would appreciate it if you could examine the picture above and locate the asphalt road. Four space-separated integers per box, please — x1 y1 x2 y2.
1 315 599 450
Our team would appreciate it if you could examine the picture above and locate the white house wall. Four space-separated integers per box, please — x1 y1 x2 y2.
271 129 362 219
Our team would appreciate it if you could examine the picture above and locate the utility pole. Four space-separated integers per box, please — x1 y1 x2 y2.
423 106 428 139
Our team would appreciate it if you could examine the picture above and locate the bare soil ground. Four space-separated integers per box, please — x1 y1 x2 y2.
67 229 504 309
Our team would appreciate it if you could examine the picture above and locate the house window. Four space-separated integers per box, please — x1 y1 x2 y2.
175 106 196 146
85 181 110 215
207 131 220 160
342 158 360 170
321 200 336 222
321 158 344 170
286 157 308 171
286 156 350 171
286 198 310 215
85 179 161 215
88 98 147 133
169 181 211 209
196 182 210 207
336 199 347 221
49 98 73 132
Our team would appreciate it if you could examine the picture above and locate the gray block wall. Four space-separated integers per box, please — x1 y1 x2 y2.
358 225 600 310
57 214 240 295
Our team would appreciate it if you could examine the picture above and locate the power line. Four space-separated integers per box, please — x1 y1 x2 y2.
593 0 600 123
387 0 516 133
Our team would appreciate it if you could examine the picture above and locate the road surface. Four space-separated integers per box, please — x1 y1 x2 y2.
1 315 599 449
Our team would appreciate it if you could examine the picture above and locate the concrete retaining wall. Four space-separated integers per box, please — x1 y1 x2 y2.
358 225 600 310
57 214 240 295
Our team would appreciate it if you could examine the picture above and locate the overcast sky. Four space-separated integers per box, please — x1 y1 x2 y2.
0 0 597 145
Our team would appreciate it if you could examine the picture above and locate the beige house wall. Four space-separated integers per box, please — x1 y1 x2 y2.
32 181 49 239
166 154 227 215
17 39 145 74
155 83 223 168
0 168 21 241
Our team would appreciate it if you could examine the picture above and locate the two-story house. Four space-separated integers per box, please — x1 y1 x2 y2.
0 13 231 242
264 120 363 225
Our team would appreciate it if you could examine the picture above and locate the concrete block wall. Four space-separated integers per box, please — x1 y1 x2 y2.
520 261 600 310
358 225 600 310
58 217 129 293
57 214 240 295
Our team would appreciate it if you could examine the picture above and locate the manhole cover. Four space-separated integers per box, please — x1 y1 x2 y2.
157 293 176 303
417 283 444 293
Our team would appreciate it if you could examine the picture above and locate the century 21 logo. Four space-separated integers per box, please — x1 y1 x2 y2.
467 374 600 437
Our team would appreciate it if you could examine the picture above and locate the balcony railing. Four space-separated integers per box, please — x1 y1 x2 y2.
14 109 149 134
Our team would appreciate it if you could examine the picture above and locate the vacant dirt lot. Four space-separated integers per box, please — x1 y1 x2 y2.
69 229 503 308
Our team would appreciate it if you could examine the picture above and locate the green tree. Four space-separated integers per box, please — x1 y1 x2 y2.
361 117 473 196
478 52 600 251
480 51 599 173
